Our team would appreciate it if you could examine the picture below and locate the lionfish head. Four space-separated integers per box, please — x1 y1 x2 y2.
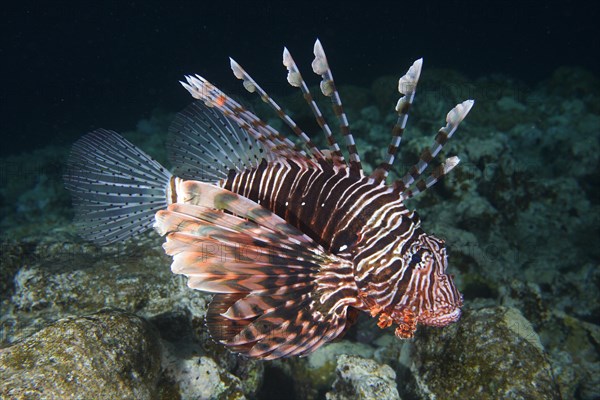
389 233 463 338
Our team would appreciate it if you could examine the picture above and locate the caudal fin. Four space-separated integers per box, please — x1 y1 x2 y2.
63 129 172 245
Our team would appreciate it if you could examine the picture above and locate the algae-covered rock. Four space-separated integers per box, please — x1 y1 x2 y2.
326 354 400 400
0 309 162 399
1 234 209 345
407 306 560 400
0 240 28 303
542 310 600 399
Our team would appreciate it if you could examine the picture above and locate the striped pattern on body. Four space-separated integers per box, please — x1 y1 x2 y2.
220 159 402 253
214 156 461 337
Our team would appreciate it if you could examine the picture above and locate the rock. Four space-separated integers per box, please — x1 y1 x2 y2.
1 234 209 345
161 344 248 400
326 354 400 400
276 340 376 399
152 309 264 400
304 341 376 388
544 66 600 98
542 310 600 399
405 306 560 400
0 309 162 399
0 240 27 303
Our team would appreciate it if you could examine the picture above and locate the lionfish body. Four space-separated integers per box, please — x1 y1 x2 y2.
65 40 472 359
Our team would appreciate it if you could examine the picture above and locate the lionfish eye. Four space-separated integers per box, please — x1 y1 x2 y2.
411 253 422 264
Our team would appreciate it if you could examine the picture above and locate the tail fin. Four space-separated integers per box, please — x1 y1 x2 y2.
63 129 172 245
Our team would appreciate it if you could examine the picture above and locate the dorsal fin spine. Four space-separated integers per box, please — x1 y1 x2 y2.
396 156 460 199
282 46 346 166
311 39 362 174
181 75 297 158
394 100 474 197
372 58 423 183
229 57 326 162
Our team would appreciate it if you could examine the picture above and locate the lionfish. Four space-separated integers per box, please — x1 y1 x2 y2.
64 40 472 360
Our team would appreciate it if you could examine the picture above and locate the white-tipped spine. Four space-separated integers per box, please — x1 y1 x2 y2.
443 156 460 175
441 99 475 142
311 39 328 75
398 58 423 95
446 99 475 126
230 58 257 93
283 47 302 87
395 58 423 113
181 75 215 104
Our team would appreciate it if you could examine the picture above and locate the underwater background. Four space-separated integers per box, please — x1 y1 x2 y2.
1 1 599 399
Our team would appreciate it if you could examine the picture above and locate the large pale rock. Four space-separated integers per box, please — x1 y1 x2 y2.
0 310 162 399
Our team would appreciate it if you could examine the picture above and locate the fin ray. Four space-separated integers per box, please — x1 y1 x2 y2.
168 102 271 182
229 58 325 161
64 129 172 245
283 47 346 166
395 100 474 194
181 75 302 161
312 39 362 174
371 58 423 182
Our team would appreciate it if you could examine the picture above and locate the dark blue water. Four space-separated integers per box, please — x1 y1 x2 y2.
2 1 598 156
